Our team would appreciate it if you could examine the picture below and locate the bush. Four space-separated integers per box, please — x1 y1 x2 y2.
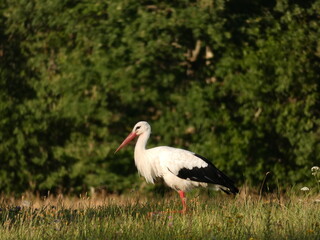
0 0 319 194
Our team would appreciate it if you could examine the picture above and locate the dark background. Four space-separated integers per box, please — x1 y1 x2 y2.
0 0 319 194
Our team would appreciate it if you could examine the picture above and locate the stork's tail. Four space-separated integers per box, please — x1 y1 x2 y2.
219 185 239 195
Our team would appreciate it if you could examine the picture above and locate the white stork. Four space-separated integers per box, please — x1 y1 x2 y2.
115 121 239 213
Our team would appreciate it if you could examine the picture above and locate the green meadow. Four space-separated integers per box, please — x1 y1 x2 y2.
1 191 319 240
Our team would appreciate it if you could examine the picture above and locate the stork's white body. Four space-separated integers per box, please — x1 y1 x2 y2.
135 134 208 191
116 121 239 213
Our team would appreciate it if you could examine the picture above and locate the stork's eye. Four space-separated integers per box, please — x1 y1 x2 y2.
135 126 141 131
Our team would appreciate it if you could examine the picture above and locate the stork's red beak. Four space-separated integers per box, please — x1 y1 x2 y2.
115 132 137 153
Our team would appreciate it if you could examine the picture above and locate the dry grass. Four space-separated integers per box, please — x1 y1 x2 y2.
0 190 319 240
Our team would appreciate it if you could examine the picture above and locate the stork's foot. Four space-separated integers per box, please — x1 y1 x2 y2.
147 209 187 217
148 191 188 217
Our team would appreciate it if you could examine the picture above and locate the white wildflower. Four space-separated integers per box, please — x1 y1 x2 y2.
311 166 319 172
300 186 310 191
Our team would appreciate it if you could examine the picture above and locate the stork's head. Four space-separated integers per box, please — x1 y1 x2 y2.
132 121 150 136
115 121 150 153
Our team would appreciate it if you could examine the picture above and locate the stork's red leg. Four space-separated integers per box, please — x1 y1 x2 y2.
178 190 187 213
147 191 187 217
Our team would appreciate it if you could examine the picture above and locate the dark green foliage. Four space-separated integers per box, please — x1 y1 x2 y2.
0 0 319 194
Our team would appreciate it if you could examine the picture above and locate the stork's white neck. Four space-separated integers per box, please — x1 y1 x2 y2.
133 128 156 184
134 130 150 156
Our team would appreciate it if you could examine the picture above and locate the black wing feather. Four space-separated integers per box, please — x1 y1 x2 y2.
176 153 239 194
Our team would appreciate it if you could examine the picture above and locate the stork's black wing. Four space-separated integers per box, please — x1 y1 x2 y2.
176 154 239 194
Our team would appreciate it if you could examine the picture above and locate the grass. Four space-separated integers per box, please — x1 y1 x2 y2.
0 190 319 240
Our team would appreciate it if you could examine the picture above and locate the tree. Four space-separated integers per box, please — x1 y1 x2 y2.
0 0 319 194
